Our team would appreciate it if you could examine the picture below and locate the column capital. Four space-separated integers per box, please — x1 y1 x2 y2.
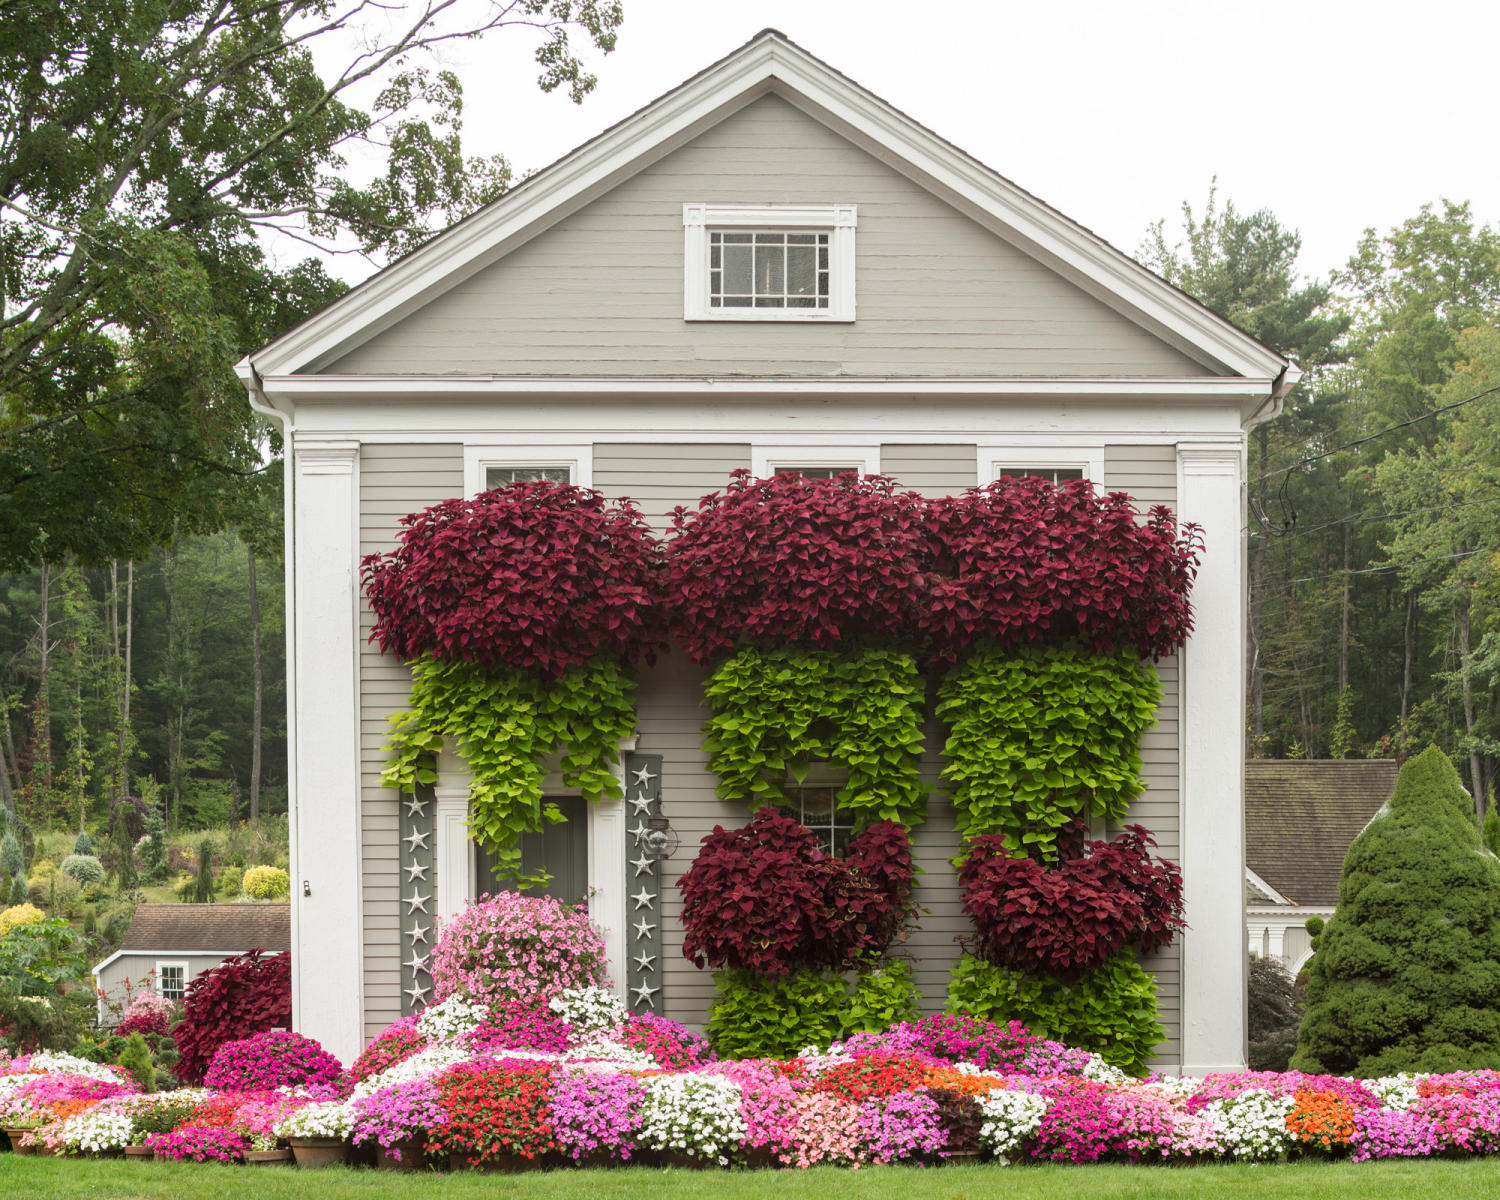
295 439 359 474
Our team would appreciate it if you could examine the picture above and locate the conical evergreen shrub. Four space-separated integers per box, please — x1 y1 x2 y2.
1291 746 1500 1076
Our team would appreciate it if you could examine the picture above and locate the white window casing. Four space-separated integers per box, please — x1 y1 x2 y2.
684 203 856 322
155 960 189 1002
463 443 593 496
751 442 880 480
978 441 1105 487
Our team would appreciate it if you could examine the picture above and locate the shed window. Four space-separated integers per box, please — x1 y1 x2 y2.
156 961 187 1002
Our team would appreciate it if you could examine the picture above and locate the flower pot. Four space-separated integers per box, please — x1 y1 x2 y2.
246 1148 294 1166
4 1128 36 1155
289 1136 350 1168
123 1145 153 1160
376 1139 427 1171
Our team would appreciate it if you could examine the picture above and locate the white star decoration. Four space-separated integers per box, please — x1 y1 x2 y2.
631 886 655 911
404 861 429 882
632 764 656 788
403 828 430 852
405 890 430 914
632 918 655 939
630 820 651 844
406 922 429 944
630 792 655 816
633 951 656 973
630 852 656 878
404 795 428 818
404 949 429 974
405 980 429 1006
631 981 658 1007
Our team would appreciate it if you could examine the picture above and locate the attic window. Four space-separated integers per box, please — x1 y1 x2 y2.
684 203 855 322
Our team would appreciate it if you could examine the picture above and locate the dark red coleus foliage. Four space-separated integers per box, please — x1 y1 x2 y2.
361 480 663 675
665 470 930 664
959 824 1186 979
924 476 1201 661
172 950 292 1086
678 807 915 975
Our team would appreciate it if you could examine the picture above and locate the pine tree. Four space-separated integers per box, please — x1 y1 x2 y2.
73 829 93 856
110 803 137 893
140 804 169 884
0 830 21 879
1292 747 1500 1075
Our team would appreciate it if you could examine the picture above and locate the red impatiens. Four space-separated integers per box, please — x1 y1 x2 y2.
361 480 663 675
958 825 1186 978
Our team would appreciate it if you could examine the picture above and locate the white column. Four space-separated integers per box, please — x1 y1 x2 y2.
591 736 636 1001
290 439 363 1066
435 743 475 923
1178 441 1249 1076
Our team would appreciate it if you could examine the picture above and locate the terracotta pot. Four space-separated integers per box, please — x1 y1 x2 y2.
288 1136 350 1169
246 1148 294 1166
123 1145 153 1160
375 1139 428 1172
4 1128 36 1156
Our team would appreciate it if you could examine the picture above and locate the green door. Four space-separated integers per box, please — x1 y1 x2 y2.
474 795 589 904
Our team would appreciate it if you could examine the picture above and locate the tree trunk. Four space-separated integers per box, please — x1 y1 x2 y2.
1338 523 1351 694
248 543 262 823
164 545 184 830
117 561 134 801
1458 601 1485 818
0 719 14 814
34 561 52 788
1400 591 1415 728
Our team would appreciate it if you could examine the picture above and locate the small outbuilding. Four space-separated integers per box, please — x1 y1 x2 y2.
92 902 290 1022
1245 759 1399 974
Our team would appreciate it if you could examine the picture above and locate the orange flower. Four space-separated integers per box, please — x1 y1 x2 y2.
1285 1089 1356 1151
921 1066 1006 1096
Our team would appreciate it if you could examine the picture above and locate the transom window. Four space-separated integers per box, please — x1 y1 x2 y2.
772 465 855 480
485 465 571 489
156 962 187 1002
684 203 856 322
786 786 856 857
711 232 829 310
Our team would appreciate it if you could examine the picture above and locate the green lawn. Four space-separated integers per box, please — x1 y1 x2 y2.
0 1156 1492 1200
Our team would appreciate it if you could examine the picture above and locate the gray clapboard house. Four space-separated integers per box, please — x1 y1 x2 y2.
238 30 1296 1071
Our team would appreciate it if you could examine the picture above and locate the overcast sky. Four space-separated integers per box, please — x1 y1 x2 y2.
326 0 1500 287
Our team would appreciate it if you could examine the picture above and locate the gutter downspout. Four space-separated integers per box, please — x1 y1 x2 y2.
1243 361 1303 431
238 360 301 1035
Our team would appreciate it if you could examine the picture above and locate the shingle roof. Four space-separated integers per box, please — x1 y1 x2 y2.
118 903 290 953
1245 759 1400 907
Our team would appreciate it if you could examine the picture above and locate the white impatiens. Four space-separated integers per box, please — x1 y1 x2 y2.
417 995 488 1043
349 1043 471 1101
1082 1055 1131 1085
1204 1091 1296 1160
61 1108 136 1153
976 1088 1050 1161
27 1051 127 1084
549 986 627 1036
639 1073 747 1163
273 1100 354 1140
1368 1074 1426 1111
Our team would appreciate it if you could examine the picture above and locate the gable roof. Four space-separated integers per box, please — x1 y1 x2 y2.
1245 759 1400 906
241 29 1295 404
115 902 291 954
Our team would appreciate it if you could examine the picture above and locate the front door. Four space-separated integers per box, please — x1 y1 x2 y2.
474 795 589 904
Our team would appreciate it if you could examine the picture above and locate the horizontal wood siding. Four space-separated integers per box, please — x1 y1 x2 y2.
880 443 978 495
358 443 465 1040
96 953 240 1016
1107 446 1181 1067
330 96 1203 380
592 442 751 531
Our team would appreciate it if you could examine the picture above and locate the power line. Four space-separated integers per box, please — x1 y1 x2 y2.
1277 547 1484 587
1249 487 1500 542
1251 382 1500 487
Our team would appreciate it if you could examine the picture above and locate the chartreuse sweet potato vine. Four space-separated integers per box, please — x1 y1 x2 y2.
703 645 927 828
383 653 636 875
937 642 1160 855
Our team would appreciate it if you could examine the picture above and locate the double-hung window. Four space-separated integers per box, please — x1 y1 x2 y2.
156 961 188 1003
684 204 856 322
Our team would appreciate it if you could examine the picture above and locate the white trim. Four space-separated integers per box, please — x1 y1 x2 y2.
240 32 1287 381
752 442 880 479
1244 867 1293 907
683 203 855 322
154 960 190 1002
1176 440 1249 1077
288 436 365 1065
463 443 594 496
979 441 1105 487
435 742 476 923
256 373 1273 403
592 735 637 1002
